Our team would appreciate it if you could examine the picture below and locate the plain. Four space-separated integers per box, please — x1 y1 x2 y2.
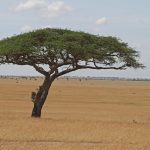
0 77 150 150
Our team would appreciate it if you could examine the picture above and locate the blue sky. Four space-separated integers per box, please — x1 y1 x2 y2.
0 0 150 78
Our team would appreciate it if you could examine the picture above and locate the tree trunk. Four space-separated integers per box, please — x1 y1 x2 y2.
31 76 54 118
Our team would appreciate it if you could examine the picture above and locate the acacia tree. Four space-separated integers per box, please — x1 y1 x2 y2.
0 28 144 117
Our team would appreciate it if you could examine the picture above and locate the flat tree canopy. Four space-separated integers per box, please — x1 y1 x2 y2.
0 28 144 117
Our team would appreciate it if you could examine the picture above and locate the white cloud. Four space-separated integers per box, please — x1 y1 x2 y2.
21 25 32 32
15 0 72 18
96 17 108 25
15 0 47 11
40 25 52 28
41 1 72 18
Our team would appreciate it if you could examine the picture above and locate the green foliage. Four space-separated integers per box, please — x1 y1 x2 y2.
0 28 144 69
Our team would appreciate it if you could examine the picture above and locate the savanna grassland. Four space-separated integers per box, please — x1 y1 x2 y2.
0 77 150 150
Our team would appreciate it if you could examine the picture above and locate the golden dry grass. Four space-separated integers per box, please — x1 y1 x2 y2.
0 77 150 150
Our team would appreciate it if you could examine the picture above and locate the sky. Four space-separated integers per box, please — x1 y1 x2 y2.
0 0 150 78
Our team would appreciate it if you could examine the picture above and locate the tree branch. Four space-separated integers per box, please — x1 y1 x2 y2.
55 67 78 78
77 64 127 70
32 64 49 76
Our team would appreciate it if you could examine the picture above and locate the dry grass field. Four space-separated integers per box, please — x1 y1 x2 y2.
0 77 150 150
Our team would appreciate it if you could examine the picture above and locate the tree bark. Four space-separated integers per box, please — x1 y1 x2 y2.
31 76 54 118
